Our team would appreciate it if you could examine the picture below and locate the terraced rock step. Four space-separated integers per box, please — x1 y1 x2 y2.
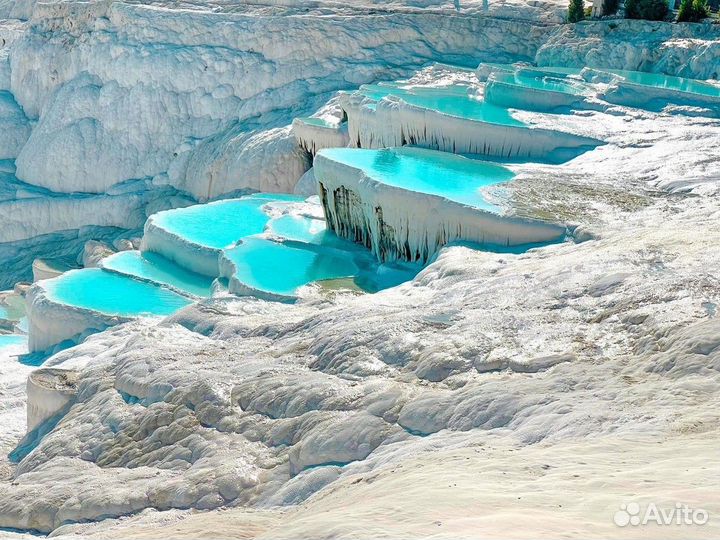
100 251 214 298
484 69 590 111
603 68 720 98
27 269 192 352
315 147 566 263
220 238 360 302
292 117 350 156
479 62 720 114
142 194 303 277
338 77 601 159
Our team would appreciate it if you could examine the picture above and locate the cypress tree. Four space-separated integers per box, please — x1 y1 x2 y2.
568 0 585 22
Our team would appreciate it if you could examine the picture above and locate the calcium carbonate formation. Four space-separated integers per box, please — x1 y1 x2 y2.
0 1 719 536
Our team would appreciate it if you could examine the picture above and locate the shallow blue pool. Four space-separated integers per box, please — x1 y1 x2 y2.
152 194 303 250
266 214 362 251
267 215 329 243
0 334 26 349
606 69 720 98
225 238 360 298
43 269 192 317
531 66 584 77
102 251 214 297
492 71 586 95
357 82 524 126
318 147 515 210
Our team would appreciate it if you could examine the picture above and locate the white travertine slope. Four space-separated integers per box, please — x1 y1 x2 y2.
8 0 557 196
25 368 78 433
1 90 719 534
0 1 720 538
314 150 567 263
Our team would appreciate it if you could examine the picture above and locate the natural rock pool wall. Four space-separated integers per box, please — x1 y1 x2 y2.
26 279 131 353
341 93 601 160
314 152 566 264
26 368 78 433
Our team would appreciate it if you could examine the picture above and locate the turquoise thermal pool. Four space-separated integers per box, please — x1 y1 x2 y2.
606 69 720 98
42 269 192 317
224 238 360 298
266 214 360 250
318 147 515 211
102 251 214 297
0 334 26 349
491 71 587 95
151 194 303 250
356 82 524 126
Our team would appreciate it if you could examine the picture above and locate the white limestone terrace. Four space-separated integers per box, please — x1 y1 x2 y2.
292 117 350 157
3 190 720 535
315 147 566 263
26 268 193 352
0 0 718 291
482 66 593 112
142 194 304 277
338 82 602 160
585 68 720 116
26 194 419 352
0 0 576 290
2 0 565 199
1 2 720 538
1 74 719 534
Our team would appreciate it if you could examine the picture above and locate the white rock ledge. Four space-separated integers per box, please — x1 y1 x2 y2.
26 280 132 353
141 213 227 279
602 82 720 116
341 93 602 159
218 249 297 303
314 153 567 263
484 77 587 112
292 118 350 156
26 368 78 433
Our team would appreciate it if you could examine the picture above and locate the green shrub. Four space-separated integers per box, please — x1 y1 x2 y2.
568 0 585 21
603 0 620 14
624 0 669 20
677 0 709 21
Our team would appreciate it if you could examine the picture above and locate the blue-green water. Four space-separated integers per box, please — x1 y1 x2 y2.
153 194 303 250
102 251 214 297
266 215 360 250
486 65 720 98
492 71 586 95
267 215 329 243
0 334 26 349
318 147 515 211
356 82 524 126
530 66 584 77
225 238 360 298
43 269 192 317
607 69 720 98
